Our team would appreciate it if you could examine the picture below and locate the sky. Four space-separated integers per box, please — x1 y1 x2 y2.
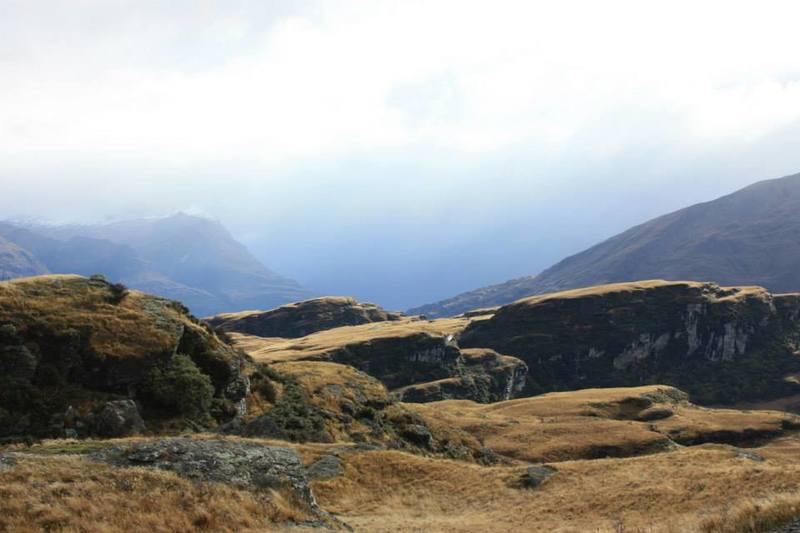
3 0 800 309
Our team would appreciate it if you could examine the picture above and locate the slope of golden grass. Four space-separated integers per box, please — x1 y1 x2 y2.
0 274 184 358
273 361 389 411
509 279 769 308
406 386 800 462
231 316 469 364
314 438 800 532
5 405 800 532
0 455 305 532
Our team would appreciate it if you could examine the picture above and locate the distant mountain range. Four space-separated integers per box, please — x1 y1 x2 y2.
410 171 800 317
0 213 311 316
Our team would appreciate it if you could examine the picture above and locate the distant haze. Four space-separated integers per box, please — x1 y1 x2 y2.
3 1 800 309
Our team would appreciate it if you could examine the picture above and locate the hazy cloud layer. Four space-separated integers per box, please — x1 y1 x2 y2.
2 1 800 308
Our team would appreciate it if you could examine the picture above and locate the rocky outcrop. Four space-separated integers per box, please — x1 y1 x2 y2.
90 438 342 528
520 465 558 489
460 280 800 404
394 348 527 403
0 454 15 472
231 315 528 404
0 275 250 438
295 330 527 403
95 400 146 438
208 296 404 338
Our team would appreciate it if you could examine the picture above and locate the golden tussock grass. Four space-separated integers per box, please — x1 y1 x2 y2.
314 439 800 532
0 455 307 532
406 386 798 463
0 275 180 358
273 361 389 412
511 280 768 308
230 316 470 364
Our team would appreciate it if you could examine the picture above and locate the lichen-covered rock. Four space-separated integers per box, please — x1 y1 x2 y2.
0 454 16 472
461 281 800 404
520 465 557 488
95 400 145 437
90 438 341 528
208 296 404 338
307 454 343 480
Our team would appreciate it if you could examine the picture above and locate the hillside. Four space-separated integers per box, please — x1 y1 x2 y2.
0 214 311 316
7 385 800 531
7 276 800 530
410 171 800 317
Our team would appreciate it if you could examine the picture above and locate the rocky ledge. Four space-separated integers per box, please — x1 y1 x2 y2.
208 296 404 338
90 438 345 529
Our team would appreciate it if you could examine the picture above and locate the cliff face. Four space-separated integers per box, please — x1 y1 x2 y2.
460 280 800 404
0 275 250 438
208 296 404 338
393 348 528 403
229 316 528 404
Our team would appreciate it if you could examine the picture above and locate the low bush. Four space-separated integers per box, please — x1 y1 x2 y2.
142 355 214 421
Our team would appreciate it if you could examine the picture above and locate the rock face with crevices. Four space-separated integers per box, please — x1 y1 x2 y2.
394 348 527 403
460 280 800 403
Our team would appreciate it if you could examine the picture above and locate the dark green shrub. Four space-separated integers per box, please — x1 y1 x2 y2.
108 282 129 304
33 364 63 387
143 355 214 420
0 345 37 381
250 369 278 403
265 380 328 442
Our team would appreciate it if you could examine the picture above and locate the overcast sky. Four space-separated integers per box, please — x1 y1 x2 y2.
3 0 800 308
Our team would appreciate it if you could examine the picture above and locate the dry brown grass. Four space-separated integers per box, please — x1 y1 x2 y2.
313 439 800 532
406 386 799 462
6 403 800 532
274 361 389 412
230 316 470 364
510 279 768 308
0 455 307 532
0 275 181 359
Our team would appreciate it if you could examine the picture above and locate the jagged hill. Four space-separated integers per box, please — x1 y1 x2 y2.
460 279 800 403
208 296 404 338
411 171 800 317
0 275 250 438
0 214 312 316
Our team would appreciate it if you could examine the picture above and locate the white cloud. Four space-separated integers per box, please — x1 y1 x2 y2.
3 0 800 170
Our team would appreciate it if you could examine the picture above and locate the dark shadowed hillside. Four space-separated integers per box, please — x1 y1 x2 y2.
411 172 800 317
0 214 311 316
